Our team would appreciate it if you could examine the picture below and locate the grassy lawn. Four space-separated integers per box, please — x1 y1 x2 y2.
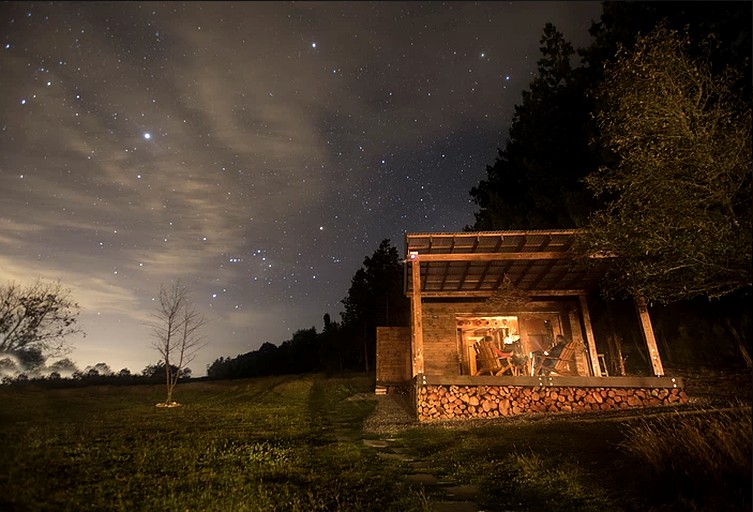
0 374 750 512
0 375 427 512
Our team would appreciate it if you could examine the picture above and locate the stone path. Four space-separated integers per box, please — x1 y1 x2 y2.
362 394 484 512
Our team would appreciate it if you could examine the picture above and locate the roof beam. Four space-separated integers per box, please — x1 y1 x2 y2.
412 252 572 262
413 289 585 298
475 236 503 291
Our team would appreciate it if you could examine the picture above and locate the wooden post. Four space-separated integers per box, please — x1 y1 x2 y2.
635 297 665 376
567 308 590 376
579 294 602 377
410 253 424 376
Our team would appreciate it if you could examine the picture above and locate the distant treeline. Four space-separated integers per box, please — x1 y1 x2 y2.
1 362 192 388
207 240 409 380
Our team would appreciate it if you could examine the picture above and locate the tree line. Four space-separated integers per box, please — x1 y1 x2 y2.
0 358 193 387
206 239 409 379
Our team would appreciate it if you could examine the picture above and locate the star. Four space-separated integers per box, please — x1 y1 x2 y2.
0 0 607 377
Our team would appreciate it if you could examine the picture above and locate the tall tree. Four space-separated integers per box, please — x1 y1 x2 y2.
579 26 752 303
582 2 751 99
341 240 408 372
0 280 81 369
469 23 598 230
470 3 752 232
149 282 206 405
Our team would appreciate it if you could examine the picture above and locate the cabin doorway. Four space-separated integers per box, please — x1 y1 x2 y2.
456 316 520 375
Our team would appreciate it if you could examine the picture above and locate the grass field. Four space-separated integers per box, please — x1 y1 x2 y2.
0 374 750 512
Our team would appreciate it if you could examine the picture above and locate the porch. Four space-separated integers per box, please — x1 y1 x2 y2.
375 230 687 421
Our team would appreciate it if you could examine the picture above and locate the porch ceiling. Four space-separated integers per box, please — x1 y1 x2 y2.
404 230 611 297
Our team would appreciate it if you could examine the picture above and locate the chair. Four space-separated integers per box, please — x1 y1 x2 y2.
535 341 579 376
473 342 515 376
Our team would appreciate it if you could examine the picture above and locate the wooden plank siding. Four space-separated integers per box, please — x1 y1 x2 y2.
420 298 589 376
375 326 411 384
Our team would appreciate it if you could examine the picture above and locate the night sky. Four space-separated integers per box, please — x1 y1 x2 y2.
1 2 602 375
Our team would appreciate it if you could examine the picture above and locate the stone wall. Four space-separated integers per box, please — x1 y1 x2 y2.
416 383 688 421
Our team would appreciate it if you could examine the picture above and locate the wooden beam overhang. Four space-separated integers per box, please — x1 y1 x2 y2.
474 237 503 291
412 252 572 262
414 289 586 298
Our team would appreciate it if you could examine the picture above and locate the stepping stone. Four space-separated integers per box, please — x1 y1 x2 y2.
443 484 482 500
362 439 390 448
410 462 434 472
406 473 438 485
376 452 414 462
432 501 480 512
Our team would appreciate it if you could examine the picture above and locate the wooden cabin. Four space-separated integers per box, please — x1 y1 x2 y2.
375 230 687 421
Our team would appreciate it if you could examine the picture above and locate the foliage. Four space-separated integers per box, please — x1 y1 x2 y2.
149 282 207 404
141 361 191 380
579 26 752 302
583 2 752 98
340 239 409 372
207 332 318 380
0 280 82 367
469 23 597 230
83 362 113 377
47 357 79 375
469 2 751 234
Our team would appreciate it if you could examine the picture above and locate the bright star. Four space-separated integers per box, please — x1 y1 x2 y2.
143 132 151 140
311 42 317 48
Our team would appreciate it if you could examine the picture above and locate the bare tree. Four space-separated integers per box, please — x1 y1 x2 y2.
149 282 206 406
0 280 82 369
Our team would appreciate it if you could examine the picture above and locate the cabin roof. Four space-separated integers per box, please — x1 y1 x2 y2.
404 230 611 297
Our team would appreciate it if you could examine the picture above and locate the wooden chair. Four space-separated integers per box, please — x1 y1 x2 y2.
473 342 514 376
535 341 579 376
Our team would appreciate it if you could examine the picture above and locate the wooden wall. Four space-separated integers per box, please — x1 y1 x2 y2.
420 298 582 376
376 326 411 384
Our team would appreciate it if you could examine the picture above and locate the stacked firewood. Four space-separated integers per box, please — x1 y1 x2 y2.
416 384 688 421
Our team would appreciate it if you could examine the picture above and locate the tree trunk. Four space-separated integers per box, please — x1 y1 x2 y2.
165 364 178 404
165 363 172 403
725 317 752 368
